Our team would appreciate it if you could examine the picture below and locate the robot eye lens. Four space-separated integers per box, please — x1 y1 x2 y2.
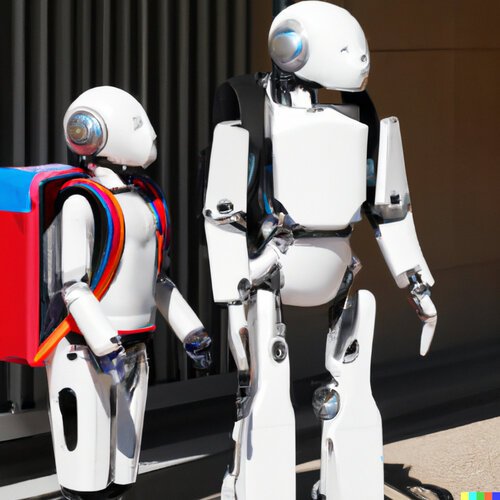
67 121 89 144
66 111 106 156
269 19 308 73
272 30 302 64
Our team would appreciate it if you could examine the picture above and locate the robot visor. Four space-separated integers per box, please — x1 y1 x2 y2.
66 110 107 157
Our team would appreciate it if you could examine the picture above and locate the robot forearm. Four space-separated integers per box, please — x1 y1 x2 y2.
375 212 434 289
375 214 437 355
63 281 121 357
155 274 211 369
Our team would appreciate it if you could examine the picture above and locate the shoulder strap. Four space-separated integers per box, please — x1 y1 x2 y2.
213 74 269 253
213 74 266 159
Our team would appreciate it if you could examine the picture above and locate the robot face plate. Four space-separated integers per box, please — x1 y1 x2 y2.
269 1 370 92
65 111 107 157
64 86 157 168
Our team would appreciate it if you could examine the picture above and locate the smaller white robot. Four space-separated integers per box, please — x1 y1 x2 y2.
43 86 210 499
203 2 437 499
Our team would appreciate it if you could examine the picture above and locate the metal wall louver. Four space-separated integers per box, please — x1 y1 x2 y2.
0 0 249 417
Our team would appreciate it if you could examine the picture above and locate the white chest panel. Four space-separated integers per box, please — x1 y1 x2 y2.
269 100 368 230
100 191 158 329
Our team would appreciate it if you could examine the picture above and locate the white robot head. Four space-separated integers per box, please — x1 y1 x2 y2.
63 86 157 168
269 1 369 92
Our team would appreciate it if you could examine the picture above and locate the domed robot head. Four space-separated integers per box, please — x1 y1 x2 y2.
63 86 157 168
269 1 369 92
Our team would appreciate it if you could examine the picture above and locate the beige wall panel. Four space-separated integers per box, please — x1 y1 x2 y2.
353 249 500 365
455 0 500 49
343 0 454 51
250 0 273 72
452 49 500 265
367 51 456 271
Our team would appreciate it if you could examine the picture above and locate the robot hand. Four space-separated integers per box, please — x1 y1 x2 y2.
92 346 127 385
407 273 437 356
183 329 212 371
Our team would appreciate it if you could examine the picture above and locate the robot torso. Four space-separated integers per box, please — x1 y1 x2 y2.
265 86 368 230
264 86 368 306
62 167 158 331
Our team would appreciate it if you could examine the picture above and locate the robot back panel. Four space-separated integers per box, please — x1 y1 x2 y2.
268 98 368 230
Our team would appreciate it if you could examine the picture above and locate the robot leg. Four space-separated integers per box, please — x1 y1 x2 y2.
46 339 149 498
46 338 113 495
313 290 383 500
222 289 296 500
113 342 149 486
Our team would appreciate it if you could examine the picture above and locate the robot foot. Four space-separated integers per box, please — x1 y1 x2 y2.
60 483 131 500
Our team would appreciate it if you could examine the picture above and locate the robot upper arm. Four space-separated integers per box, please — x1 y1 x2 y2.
204 121 251 303
61 194 94 284
370 116 434 288
373 117 410 221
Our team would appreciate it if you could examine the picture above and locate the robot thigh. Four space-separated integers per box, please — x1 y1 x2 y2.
45 338 149 495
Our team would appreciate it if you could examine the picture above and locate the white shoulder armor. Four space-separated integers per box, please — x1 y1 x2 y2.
204 121 251 303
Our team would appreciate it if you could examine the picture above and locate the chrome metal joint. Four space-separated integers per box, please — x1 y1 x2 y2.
312 383 340 421
271 338 288 363
203 208 247 229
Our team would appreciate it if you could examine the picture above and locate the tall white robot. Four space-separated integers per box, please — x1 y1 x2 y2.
44 86 211 499
203 2 437 499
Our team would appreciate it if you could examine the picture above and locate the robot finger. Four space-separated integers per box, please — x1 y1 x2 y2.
420 312 437 356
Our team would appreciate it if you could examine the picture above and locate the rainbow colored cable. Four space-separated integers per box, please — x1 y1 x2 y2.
129 175 170 272
34 179 125 363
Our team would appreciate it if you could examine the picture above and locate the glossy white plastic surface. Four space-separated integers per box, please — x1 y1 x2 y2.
64 86 157 168
419 296 438 356
377 213 434 288
204 121 248 219
268 93 368 229
64 282 119 357
269 1 370 91
155 282 203 343
375 117 410 207
47 340 112 491
205 222 250 303
227 304 249 374
320 290 383 499
279 237 352 307
46 339 148 490
204 121 251 303
223 290 295 500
